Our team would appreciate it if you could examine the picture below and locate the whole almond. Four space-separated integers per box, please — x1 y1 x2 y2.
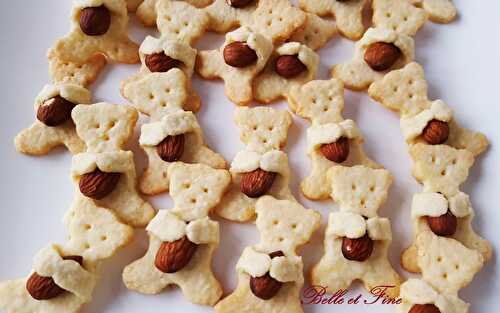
37 96 76 127
155 236 198 273
26 255 84 300
320 137 350 163
79 5 111 36
341 234 374 262
223 42 258 68
156 134 185 162
226 0 254 8
145 52 181 73
240 169 277 198
364 42 401 71
409 304 441 313
249 251 285 300
79 169 121 200
275 55 307 79
426 210 457 237
422 120 449 145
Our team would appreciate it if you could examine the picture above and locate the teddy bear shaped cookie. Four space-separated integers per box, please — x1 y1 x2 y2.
137 0 213 27
215 196 321 313
122 163 231 306
288 13 337 51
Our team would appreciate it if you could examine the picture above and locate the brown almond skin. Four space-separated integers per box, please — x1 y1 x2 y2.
26 255 84 300
422 120 449 145
409 304 441 313
156 134 185 162
240 169 277 198
79 5 111 36
145 52 182 73
227 0 254 8
320 137 350 163
37 96 76 127
364 42 401 71
275 55 307 79
155 236 198 273
79 169 121 200
341 234 374 262
250 251 285 300
427 210 457 237
223 42 258 68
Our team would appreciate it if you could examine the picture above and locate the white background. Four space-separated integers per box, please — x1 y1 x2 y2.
0 1 499 313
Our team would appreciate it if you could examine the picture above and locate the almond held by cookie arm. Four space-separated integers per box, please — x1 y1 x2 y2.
320 137 350 163
156 134 185 162
145 52 182 73
409 304 441 313
79 169 121 200
227 0 254 8
79 5 111 36
341 234 374 262
422 119 449 145
37 96 76 127
364 42 401 72
249 251 284 300
240 169 277 198
155 236 198 273
223 41 258 68
275 55 307 79
426 210 457 237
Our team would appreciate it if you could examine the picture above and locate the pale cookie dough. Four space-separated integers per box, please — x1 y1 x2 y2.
369 62 489 156
253 42 319 104
312 212 402 299
63 195 134 262
329 165 393 218
401 191 492 273
0 244 97 313
121 36 200 114
51 0 139 65
204 0 257 33
15 84 92 156
410 143 474 197
48 51 107 87
215 149 294 222
72 151 156 227
72 102 138 153
397 279 469 313
411 0 457 23
288 13 337 51
299 0 367 40
122 163 231 305
234 107 292 153
215 196 321 313
372 0 427 37
415 231 484 295
196 26 273 105
137 0 214 27
139 109 227 195
332 27 415 91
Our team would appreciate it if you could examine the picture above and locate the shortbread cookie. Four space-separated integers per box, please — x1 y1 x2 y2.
253 42 319 104
397 279 469 313
288 13 337 51
372 0 427 37
51 0 139 65
312 212 402 299
415 231 484 295
299 0 367 40
121 36 200 114
123 163 230 305
0 244 97 313
48 51 107 87
196 27 273 105
401 191 492 273
332 27 415 91
234 107 292 153
369 62 489 156
63 195 134 262
126 0 143 11
410 143 474 197
137 0 214 27
204 0 257 33
138 109 227 195
411 0 457 23
215 196 321 313
15 84 91 155
215 149 294 222
329 165 393 218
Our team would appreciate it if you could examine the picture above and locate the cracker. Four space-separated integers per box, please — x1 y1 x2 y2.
196 26 273 105
401 191 492 273
369 62 489 156
410 143 474 197
126 0 143 11
299 0 367 40
288 13 337 51
137 0 214 27
51 0 139 65
312 212 402 299
204 0 257 33
416 231 484 295
215 196 320 313
332 27 415 91
123 163 230 305
139 110 227 195
253 42 319 104
372 0 427 37
15 84 92 156
411 0 457 23
48 51 107 87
